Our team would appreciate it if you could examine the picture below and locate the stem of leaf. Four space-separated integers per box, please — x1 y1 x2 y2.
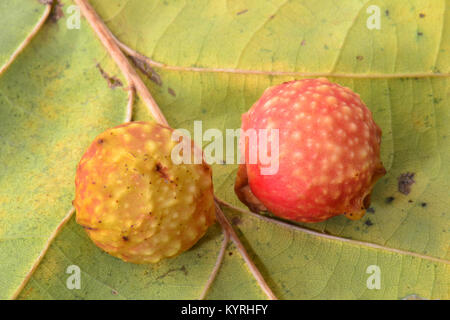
198 224 229 300
74 0 168 126
125 86 135 122
214 200 278 300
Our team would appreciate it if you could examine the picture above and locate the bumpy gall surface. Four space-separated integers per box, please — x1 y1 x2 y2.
74 122 215 263
235 78 386 223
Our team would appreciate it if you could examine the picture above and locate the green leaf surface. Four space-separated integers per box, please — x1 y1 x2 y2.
0 0 448 299
0 2 128 298
0 0 48 70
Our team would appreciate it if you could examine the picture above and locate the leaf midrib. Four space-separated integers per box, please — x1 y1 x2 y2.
115 37 450 79
216 197 450 265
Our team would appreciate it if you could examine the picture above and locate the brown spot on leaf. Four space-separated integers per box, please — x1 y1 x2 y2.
156 266 188 280
231 216 241 225
397 172 415 195
385 196 395 204
49 0 64 23
128 55 162 86
356 55 364 61
419 13 425 18
168 87 176 96
237 9 248 15
122 236 129 241
96 63 123 89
